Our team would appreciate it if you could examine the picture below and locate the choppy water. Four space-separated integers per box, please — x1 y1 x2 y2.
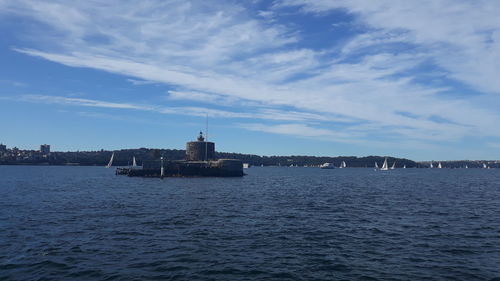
1 166 499 280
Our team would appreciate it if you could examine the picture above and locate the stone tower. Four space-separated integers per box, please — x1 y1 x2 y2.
185 131 215 161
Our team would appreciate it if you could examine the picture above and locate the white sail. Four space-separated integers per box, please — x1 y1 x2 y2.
438 162 442 169
465 165 468 169
483 163 488 169
380 158 389 171
132 156 137 167
430 162 434 168
106 152 114 168
375 162 379 169
339 161 347 168
403 164 406 169
390 161 396 170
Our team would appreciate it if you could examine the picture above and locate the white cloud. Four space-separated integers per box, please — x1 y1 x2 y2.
3 0 500 147
12 94 338 123
127 79 156 86
16 47 499 142
166 90 244 106
19 94 148 110
279 0 500 94
241 123 342 139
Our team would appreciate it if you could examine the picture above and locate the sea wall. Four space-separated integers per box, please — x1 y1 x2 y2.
128 159 244 177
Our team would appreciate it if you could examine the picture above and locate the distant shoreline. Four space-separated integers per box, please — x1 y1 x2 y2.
1 148 498 168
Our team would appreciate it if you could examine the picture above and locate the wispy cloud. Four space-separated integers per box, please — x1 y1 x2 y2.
11 94 337 123
240 123 347 140
278 0 500 95
126 79 157 86
18 94 148 110
166 90 247 107
3 0 500 149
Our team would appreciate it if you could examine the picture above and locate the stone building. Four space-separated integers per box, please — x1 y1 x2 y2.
185 131 215 161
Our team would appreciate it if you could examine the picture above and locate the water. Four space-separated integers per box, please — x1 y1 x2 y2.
1 166 499 280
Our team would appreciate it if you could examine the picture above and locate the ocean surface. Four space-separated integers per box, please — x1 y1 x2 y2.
1 166 499 280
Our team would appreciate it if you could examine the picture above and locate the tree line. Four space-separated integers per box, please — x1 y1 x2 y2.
1 148 418 168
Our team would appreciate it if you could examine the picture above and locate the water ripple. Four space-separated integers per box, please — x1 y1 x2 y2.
0 166 499 280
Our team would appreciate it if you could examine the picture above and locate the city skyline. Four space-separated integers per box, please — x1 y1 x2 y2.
2 1 500 161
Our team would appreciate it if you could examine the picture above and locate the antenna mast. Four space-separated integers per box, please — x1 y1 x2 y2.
205 114 208 161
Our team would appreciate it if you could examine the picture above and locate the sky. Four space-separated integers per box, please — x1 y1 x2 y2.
1 0 500 161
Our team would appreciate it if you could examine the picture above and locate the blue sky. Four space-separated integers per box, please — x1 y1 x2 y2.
1 0 500 161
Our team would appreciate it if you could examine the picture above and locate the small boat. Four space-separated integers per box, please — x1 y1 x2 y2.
374 162 379 170
339 161 347 169
129 156 140 170
403 164 406 169
320 163 335 169
438 162 442 169
390 161 396 170
465 165 468 169
115 167 129 175
430 162 434 168
106 152 114 168
380 157 389 171
116 156 138 175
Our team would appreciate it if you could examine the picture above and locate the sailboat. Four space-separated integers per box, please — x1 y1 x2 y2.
106 152 114 168
129 156 139 169
465 165 468 169
116 155 137 175
403 164 406 169
483 163 488 169
380 158 389 171
339 161 347 168
438 162 442 169
430 162 434 168
375 162 379 169
390 161 396 170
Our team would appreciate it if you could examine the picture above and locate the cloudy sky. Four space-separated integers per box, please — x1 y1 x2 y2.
1 0 500 160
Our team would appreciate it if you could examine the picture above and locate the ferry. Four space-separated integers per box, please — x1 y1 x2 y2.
320 163 335 169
